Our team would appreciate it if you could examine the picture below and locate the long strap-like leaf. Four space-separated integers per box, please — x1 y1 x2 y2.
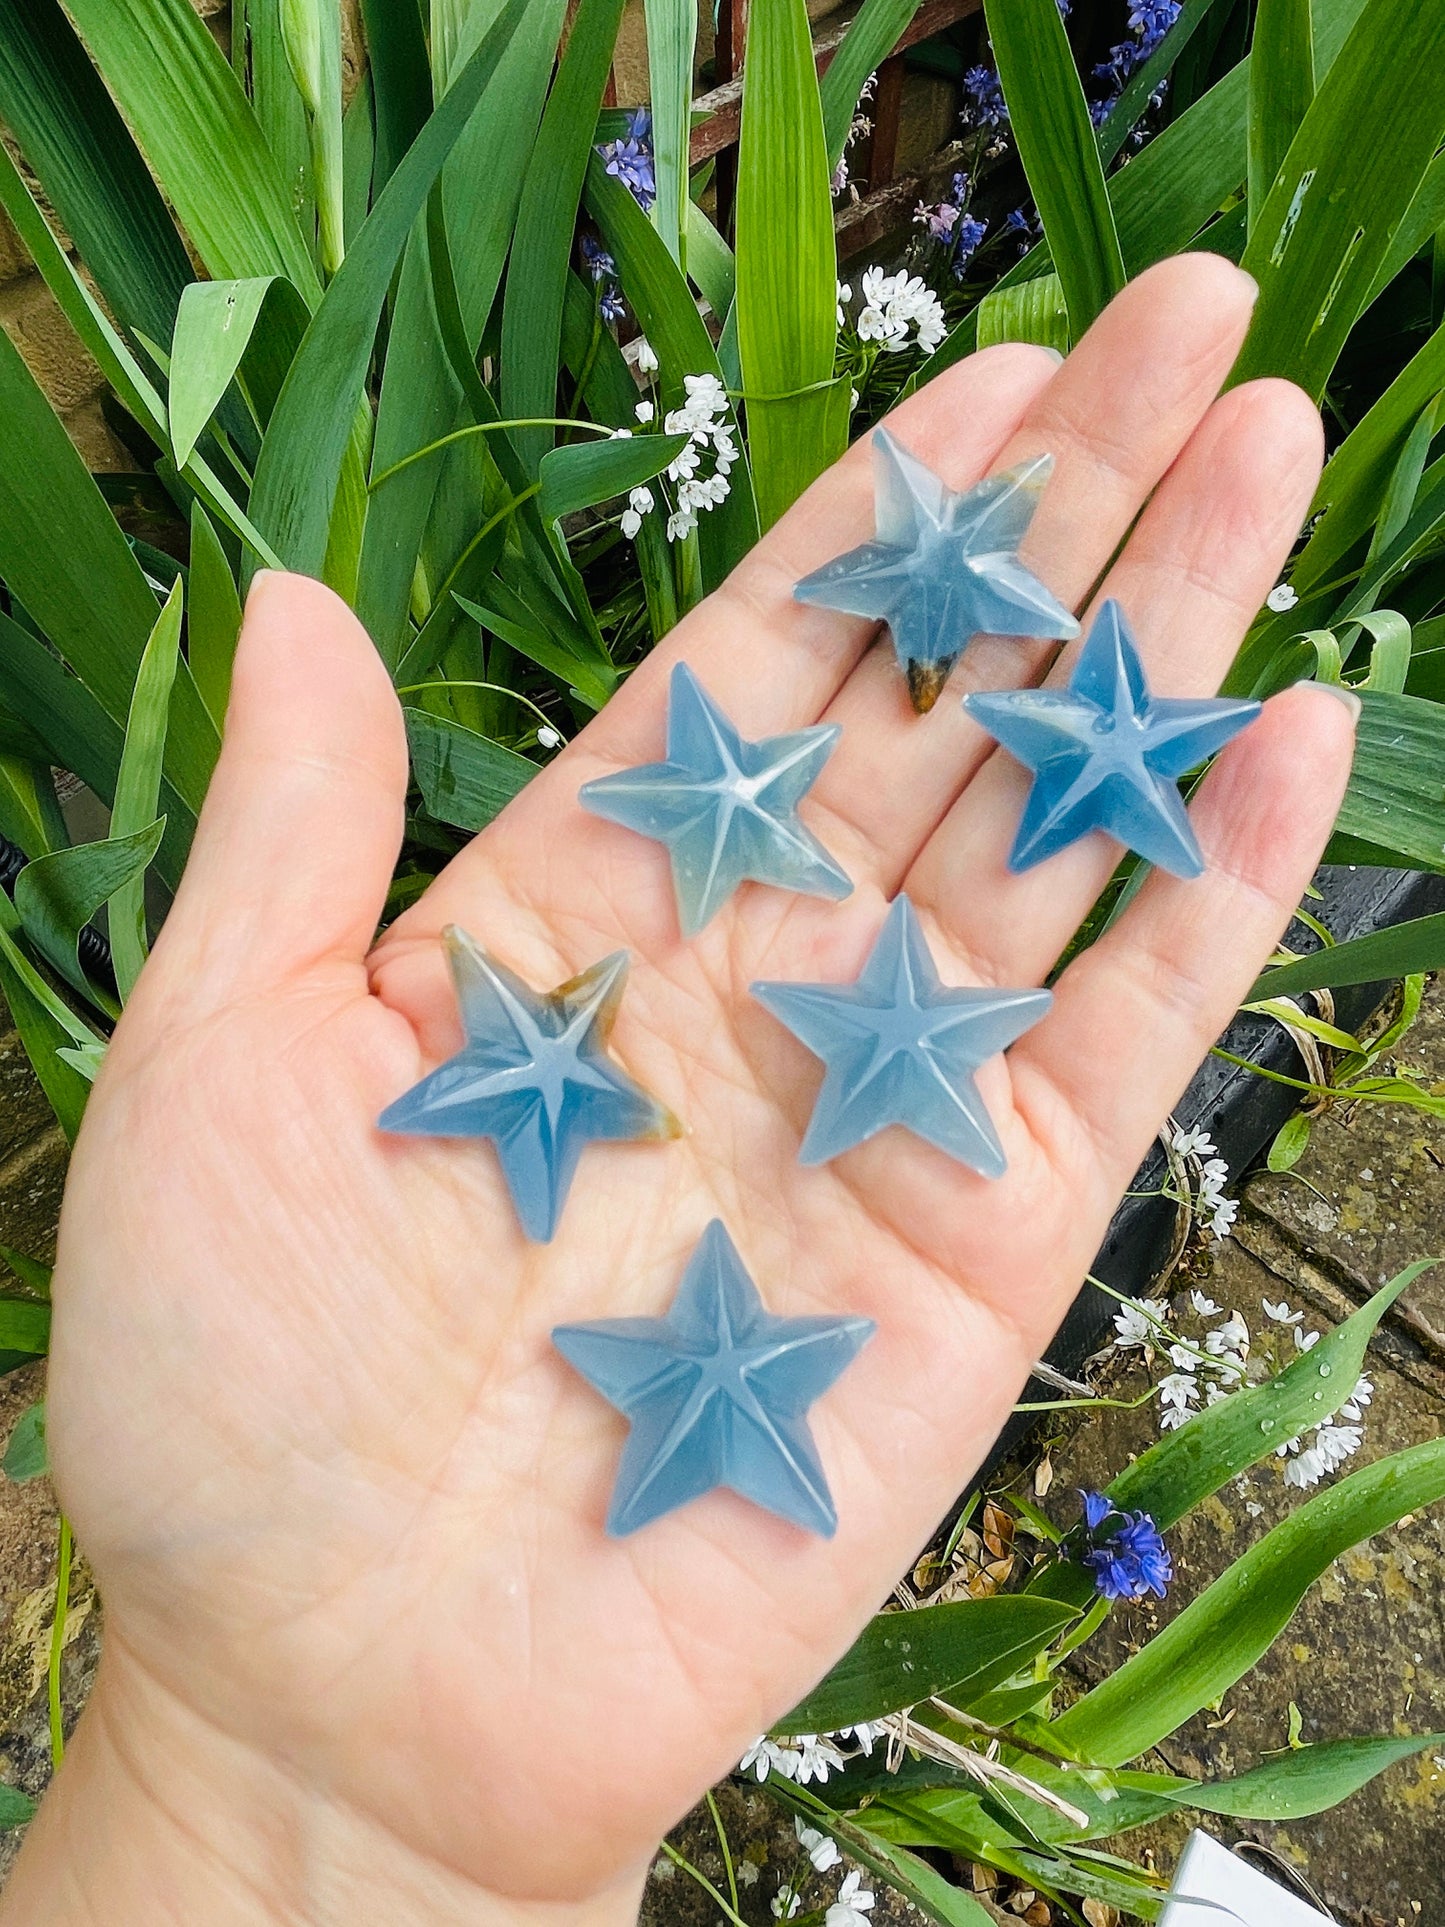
249 0 532 579
984 0 1124 339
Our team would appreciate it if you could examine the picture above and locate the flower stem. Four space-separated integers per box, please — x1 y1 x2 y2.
705 1790 739 1916
48 1515 71 1769
369 421 615 492
658 1840 749 1927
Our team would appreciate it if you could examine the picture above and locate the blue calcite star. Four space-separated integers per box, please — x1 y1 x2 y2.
963 599 1262 877
552 1219 873 1537
792 427 1079 713
751 896 1051 1177
378 926 679 1242
578 662 852 936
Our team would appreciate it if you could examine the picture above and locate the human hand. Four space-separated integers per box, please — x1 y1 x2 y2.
10 257 1356 1926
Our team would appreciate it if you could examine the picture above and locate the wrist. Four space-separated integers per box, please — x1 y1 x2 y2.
1 1649 645 1927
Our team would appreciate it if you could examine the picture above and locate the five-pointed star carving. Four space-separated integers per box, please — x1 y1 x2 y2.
963 599 1263 877
377 926 679 1243
578 663 852 936
751 895 1051 1177
552 1219 873 1537
792 427 1079 713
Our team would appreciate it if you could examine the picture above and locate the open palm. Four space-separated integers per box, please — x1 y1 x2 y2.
40 258 1353 1918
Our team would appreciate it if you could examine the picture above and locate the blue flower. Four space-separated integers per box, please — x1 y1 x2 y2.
954 212 988 261
1129 0 1182 52
599 286 626 325
963 65 1008 129
580 234 616 284
597 110 657 212
1093 41 1138 87
1076 1493 1173 1601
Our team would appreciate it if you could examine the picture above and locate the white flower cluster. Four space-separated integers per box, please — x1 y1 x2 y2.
848 265 948 355
737 1721 886 1787
619 360 736 545
1171 1124 1238 1237
772 1827 874 1926
1115 1276 1374 1484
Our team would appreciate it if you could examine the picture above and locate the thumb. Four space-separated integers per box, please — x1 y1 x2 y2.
145 570 407 1012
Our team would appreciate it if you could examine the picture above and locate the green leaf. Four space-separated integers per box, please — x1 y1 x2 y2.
976 273 1070 356
1267 1111 1312 1172
1234 0 1445 401
13 823 165 997
585 159 759 585
500 0 626 476
1250 912 1445 1000
1173 1730 1445 1820
0 1782 34 1829
684 199 736 323
0 902 99 1143
819 0 919 169
537 432 691 522
188 504 244 732
1247 0 1314 226
64 0 320 296
3 1400 47 1482
1050 1433 1445 1765
169 278 281 468
109 583 185 1001
776 1596 1076 1736
404 708 537 832
735 0 846 529
0 1300 49 1361
0 1248 51 1299
0 757 65 863
452 591 616 711
646 0 696 265
357 0 431 193
0 0 194 352
249 0 532 576
985 0 1125 337
1332 689 1445 873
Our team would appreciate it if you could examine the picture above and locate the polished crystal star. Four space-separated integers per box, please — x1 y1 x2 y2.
793 427 1079 713
552 1219 873 1537
377 926 679 1242
963 599 1262 877
751 896 1051 1176
578 663 851 936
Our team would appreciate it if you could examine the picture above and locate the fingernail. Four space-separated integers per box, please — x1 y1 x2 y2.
1039 346 1066 366
1314 681 1362 722
1236 266 1261 304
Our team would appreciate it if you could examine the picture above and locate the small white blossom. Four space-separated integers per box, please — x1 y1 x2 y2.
665 507 697 543
827 1870 877 1927
836 280 852 327
772 1889 802 1920
739 1736 798 1781
849 386 860 411
1205 1194 1239 1238
628 485 654 515
1159 1371 1199 1412
1172 1125 1218 1160
1340 1373 1373 1421
634 336 658 374
619 508 642 538
608 425 632 438
1266 582 1299 612
841 1720 888 1755
1263 1299 1305 1326
1284 1441 1329 1489
634 400 655 423
665 438 700 481
1190 1290 1221 1317
536 725 562 750
1314 1422 1363 1471
1168 1342 1199 1373
1294 1326 1321 1353
1211 1348 1247 1385
796 1818 842 1872
1113 1298 1156 1348
1207 1313 1249 1356
794 1734 847 1784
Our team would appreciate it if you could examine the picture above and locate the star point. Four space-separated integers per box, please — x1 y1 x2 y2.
793 429 1079 714
552 1220 873 1537
578 663 852 936
963 599 1262 877
377 927 679 1242
751 897 1050 1175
